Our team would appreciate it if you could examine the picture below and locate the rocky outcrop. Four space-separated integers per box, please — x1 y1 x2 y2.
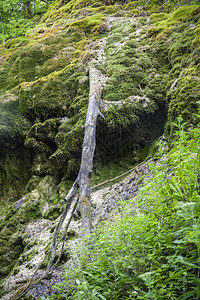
0 1 199 298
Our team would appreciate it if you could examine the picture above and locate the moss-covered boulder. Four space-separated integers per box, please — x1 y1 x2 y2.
0 94 33 206
149 5 200 139
0 175 61 279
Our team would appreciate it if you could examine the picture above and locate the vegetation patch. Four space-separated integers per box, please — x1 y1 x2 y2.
149 5 200 38
67 14 105 33
47 116 200 300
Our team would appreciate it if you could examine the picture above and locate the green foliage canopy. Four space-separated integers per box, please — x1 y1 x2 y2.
0 0 55 43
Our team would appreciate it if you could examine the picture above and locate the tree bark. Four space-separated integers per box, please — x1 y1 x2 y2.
26 1 32 18
77 65 103 235
45 65 103 277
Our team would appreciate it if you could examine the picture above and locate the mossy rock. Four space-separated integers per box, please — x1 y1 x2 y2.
0 175 59 278
44 206 63 220
167 77 200 135
25 118 59 156
0 96 31 145
0 30 84 93
149 8 200 133
0 146 33 205
19 77 69 120
0 233 25 278
0 195 41 277
0 95 34 204
25 176 42 193
18 44 46 82
149 5 200 38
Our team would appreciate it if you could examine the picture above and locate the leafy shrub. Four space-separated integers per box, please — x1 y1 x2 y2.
0 0 55 43
44 115 200 300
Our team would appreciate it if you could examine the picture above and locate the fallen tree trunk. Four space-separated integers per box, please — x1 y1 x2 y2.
45 65 103 277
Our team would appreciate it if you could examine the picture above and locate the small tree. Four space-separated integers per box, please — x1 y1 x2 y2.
0 0 54 42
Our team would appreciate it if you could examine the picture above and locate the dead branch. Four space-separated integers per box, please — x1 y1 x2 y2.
44 65 104 277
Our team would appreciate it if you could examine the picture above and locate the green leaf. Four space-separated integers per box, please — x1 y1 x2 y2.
98 295 107 300
173 240 184 244
76 279 81 285
165 235 172 246
165 268 191 282
178 289 198 299
60 294 69 299
148 162 153 171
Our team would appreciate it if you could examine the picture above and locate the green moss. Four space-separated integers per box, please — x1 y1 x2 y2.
149 10 200 134
26 118 59 147
18 70 73 120
46 71 89 177
0 29 85 94
0 97 32 140
167 77 200 132
36 176 58 202
168 29 194 66
91 161 128 187
125 39 138 48
104 5 120 14
18 44 45 82
125 1 138 9
50 179 73 205
42 243 70 269
193 23 200 46
0 280 6 298
0 228 25 279
21 201 41 223
138 16 147 26
106 32 124 45
0 51 21 91
0 146 33 205
0 174 59 278
38 46 75 77
67 13 106 35
149 5 200 37
104 20 157 107
106 104 139 128
0 97 34 204
26 248 38 261
44 206 63 220
23 239 38 253
41 0 113 24
150 12 168 23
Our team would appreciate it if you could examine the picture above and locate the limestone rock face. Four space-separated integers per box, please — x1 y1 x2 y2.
0 1 199 297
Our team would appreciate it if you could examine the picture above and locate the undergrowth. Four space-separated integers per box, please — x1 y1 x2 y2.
41 115 200 300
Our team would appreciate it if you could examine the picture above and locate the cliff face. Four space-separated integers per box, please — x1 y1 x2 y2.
0 0 199 296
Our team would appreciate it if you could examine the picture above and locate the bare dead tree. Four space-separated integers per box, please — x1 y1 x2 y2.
45 65 104 277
